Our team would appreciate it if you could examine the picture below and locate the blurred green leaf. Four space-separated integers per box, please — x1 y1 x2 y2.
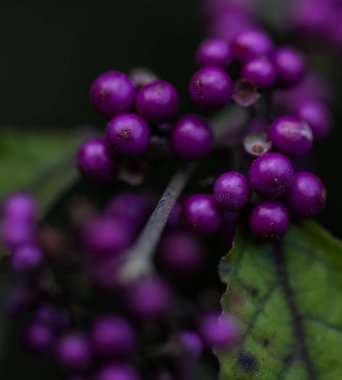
219 221 342 380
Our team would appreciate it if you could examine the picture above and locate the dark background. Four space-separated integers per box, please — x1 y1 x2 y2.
0 0 341 237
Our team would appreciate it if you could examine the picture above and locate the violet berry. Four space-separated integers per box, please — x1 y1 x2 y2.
95 364 140 380
56 333 91 371
269 116 313 157
11 245 43 273
249 153 295 199
213 172 249 211
178 331 203 358
189 66 233 110
90 71 136 119
77 138 117 182
196 38 232 68
171 115 213 160
2 193 38 224
232 30 273 62
286 172 326 217
135 80 180 124
274 47 306 87
183 194 222 235
106 114 150 156
26 322 55 353
242 56 276 89
249 201 290 241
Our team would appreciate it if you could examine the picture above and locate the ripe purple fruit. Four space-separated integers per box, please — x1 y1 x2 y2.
286 172 326 217
213 172 249 211
189 66 233 110
106 114 150 157
77 138 117 182
26 322 55 353
232 30 273 61
249 153 295 199
178 331 203 358
269 116 313 157
274 47 306 87
56 333 91 371
95 364 140 380
249 201 290 241
196 38 232 68
242 56 276 89
90 71 136 119
135 80 180 124
171 115 213 160
2 193 38 224
11 245 43 273
183 194 222 235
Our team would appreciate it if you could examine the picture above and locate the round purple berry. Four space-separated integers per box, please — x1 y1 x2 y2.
171 115 213 160
56 333 91 371
189 66 233 110
90 71 136 119
249 201 290 241
95 364 140 380
286 172 326 217
178 331 203 358
200 313 239 351
11 245 43 273
26 322 55 353
295 100 330 141
213 172 249 211
249 153 295 199
90 315 136 358
269 116 313 157
135 80 180 124
242 56 276 89
232 30 273 62
2 193 38 224
2 221 35 251
183 194 222 235
106 114 150 157
77 138 117 182
274 47 306 87
196 38 232 68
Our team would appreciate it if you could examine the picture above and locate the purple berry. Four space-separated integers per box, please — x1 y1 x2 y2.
249 153 295 199
56 333 91 371
189 66 233 110
135 80 180 124
77 138 117 182
171 115 213 160
95 364 140 380
178 331 203 358
274 47 306 87
213 172 249 211
249 201 290 241
106 114 150 157
200 313 239 351
196 38 232 68
183 194 222 235
35 305 70 331
127 277 172 320
26 323 55 353
2 221 35 251
2 193 38 224
90 316 136 357
242 56 276 89
295 100 330 141
269 116 313 157
286 172 326 217
158 232 204 275
90 71 136 119
11 245 43 272
232 30 273 61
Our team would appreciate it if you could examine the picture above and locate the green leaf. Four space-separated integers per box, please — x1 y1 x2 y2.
219 221 342 380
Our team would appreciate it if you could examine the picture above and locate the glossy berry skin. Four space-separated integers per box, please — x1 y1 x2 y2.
158 232 204 275
90 71 136 119
56 333 91 371
274 47 306 87
77 138 117 182
171 115 213 160
95 364 140 380
183 194 222 235
295 100 330 141
286 172 326 217
213 172 249 211
269 116 313 157
242 57 276 89
249 153 295 199
249 201 290 241
26 323 55 353
106 114 150 156
196 38 232 68
90 316 136 358
11 245 43 273
232 30 273 62
127 277 171 321
200 313 239 351
135 81 180 124
189 66 233 110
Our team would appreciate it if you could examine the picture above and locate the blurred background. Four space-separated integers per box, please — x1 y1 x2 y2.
0 0 341 238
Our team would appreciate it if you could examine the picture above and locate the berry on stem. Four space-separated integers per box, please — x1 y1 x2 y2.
274 47 306 87
26 323 55 353
242 56 276 89
11 245 43 273
232 30 273 61
56 333 91 371
196 38 232 68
